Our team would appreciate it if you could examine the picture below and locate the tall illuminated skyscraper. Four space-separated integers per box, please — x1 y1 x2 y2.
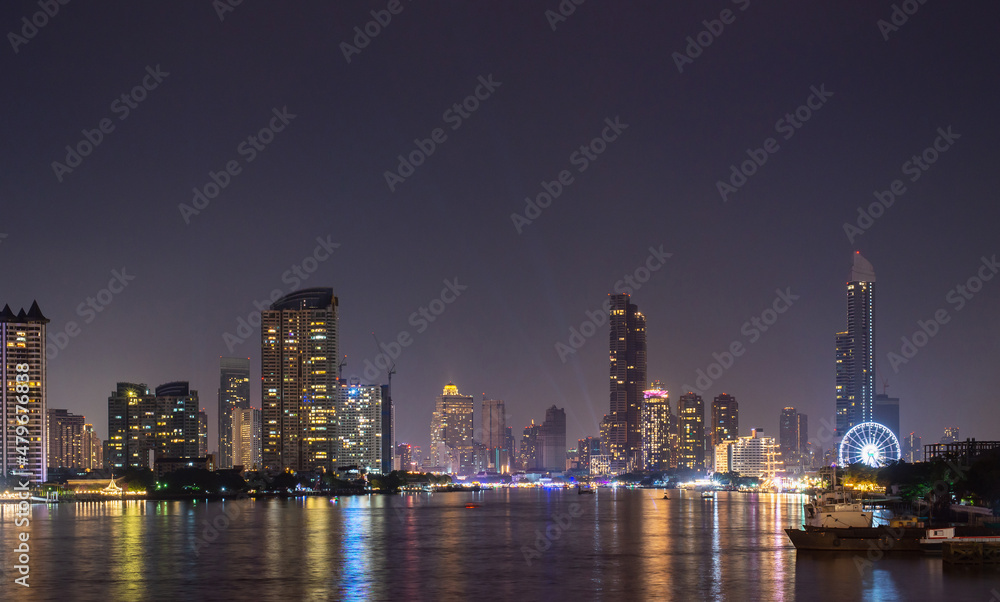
198 408 209 457
1 302 48 484
231 407 262 469
338 381 383 473
678 392 704 470
711 393 739 449
429 382 474 474
641 386 671 470
836 252 876 436
261 288 338 473
218 357 250 469
47 409 84 470
607 293 646 473
538 405 566 472
482 398 508 472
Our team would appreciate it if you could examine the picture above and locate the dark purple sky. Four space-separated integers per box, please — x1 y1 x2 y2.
3 1 999 454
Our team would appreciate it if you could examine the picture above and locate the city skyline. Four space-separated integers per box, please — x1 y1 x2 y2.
4 3 1000 458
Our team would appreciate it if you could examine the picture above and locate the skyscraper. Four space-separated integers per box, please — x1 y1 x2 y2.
47 409 85 469
520 422 539 471
797 413 809 458
874 393 900 444
218 357 250 469
836 252 876 436
429 382 474 474
607 293 646 473
106 382 200 471
261 288 338 473
711 393 739 449
231 407 262 469
678 392 705 470
338 381 383 473
1 302 48 484
538 405 566 472
81 423 102 471
902 432 922 463
641 386 672 470
198 408 209 457
380 384 393 475
779 407 798 461
578 436 601 474
482 398 507 471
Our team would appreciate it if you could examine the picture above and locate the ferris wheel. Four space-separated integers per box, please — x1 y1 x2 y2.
839 422 901 467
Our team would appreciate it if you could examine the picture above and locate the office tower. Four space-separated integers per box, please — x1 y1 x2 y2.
482 398 506 471
380 384 393 475
678 392 705 470
198 409 209 457
607 293 646 473
504 427 515 468
81 423 102 471
577 436 600 473
796 412 809 465
1 302 48 484
261 288 338 473
874 393 900 443
711 393 739 449
836 252 876 436
520 422 539 471
47 409 85 469
106 382 200 471
727 428 782 478
218 357 250 469
538 405 566 472
941 427 959 444
779 407 798 461
902 433 922 463
231 407 262 469
641 387 672 470
429 382 474 474
338 381 383 473
395 443 412 471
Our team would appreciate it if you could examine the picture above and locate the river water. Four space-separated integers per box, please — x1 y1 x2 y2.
1 489 997 601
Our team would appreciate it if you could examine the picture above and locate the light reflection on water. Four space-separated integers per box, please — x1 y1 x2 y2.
1 490 997 601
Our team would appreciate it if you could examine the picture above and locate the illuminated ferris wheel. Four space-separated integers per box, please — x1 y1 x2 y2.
839 422 901 468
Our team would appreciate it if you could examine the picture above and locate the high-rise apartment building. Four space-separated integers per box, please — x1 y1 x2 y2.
641 387 672 470
578 436 601 474
218 357 250 469
198 409 209 457
395 442 413 471
779 407 798 460
1 302 48 484
874 393 900 444
711 393 739 449
81 423 102 471
429 382 474 474
338 381 383 473
607 293 646 473
47 409 85 469
231 407 262 469
538 405 566 472
106 382 200 471
261 288 338 473
380 384 393 475
482 398 507 471
902 432 922 463
722 428 782 478
520 422 539 471
678 392 705 470
836 252 876 436
941 427 959 444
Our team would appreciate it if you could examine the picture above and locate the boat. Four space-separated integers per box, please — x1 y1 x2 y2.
576 485 595 495
662 494 669 500
701 491 714 499
919 527 1000 553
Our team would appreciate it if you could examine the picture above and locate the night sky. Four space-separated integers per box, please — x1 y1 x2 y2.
4 1 999 455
